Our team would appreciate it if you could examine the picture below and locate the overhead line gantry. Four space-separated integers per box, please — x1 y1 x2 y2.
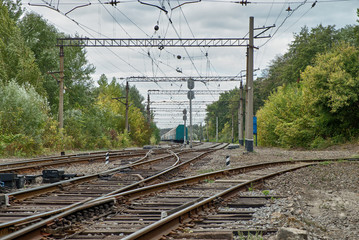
148 90 226 95
125 76 243 82
56 38 252 48
56 17 273 152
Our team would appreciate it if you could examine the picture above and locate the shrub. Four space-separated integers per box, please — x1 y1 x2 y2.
0 81 50 156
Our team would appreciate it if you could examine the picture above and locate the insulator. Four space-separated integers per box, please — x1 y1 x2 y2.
154 25 159 31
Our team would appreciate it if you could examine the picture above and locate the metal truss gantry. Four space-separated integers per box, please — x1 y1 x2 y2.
152 108 206 111
146 100 237 105
126 76 243 82
148 90 226 95
57 38 250 48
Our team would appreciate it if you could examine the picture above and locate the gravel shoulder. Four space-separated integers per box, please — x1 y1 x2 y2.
203 145 359 240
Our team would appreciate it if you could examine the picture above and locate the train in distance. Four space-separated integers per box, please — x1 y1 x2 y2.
161 124 188 143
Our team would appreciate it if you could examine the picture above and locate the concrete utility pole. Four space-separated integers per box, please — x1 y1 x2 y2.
183 109 187 145
238 80 244 146
231 113 234 143
206 120 209 142
147 94 151 123
187 79 194 148
59 46 64 130
125 81 129 132
216 116 218 142
59 46 65 155
245 16 254 152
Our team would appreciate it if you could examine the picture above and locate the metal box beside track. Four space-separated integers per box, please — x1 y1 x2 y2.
0 173 25 189
42 169 65 183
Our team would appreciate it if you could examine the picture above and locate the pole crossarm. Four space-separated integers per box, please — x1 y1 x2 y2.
155 112 206 116
126 76 242 82
146 100 237 105
152 108 206 111
57 37 249 47
148 90 226 95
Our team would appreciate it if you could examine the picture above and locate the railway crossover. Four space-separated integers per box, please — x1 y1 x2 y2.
1 149 357 239
0 142 226 239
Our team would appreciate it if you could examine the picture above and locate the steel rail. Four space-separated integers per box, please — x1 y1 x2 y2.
1 197 116 240
3 149 171 203
0 144 224 237
2 156 357 239
122 163 315 240
100 148 217 198
0 150 149 174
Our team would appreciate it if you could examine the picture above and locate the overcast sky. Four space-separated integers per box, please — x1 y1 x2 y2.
22 0 358 129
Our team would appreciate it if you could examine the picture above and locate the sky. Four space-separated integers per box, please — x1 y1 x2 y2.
21 0 358 129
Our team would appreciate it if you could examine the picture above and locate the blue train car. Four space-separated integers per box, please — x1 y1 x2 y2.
161 125 188 143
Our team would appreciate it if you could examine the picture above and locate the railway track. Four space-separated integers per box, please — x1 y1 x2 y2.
2 154 357 239
0 149 157 175
0 143 225 238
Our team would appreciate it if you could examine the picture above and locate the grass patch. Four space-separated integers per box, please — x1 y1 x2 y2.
319 161 332 166
203 179 215 183
236 232 263 240
197 169 216 174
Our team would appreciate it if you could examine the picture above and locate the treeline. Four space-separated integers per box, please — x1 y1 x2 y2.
0 0 159 156
205 10 359 148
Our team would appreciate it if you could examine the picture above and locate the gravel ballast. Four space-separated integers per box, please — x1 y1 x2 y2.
203 145 359 240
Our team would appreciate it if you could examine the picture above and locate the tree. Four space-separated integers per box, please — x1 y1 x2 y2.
2 0 22 21
301 42 359 138
254 25 344 112
256 84 319 148
206 89 239 142
257 42 359 148
0 2 44 94
18 13 96 114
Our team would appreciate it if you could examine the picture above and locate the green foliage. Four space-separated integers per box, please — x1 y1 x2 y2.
258 42 359 148
237 232 263 240
18 13 95 114
1 0 22 21
0 81 51 155
0 2 44 94
257 84 319 148
254 24 358 113
60 76 153 150
301 43 359 138
0 3 156 156
150 122 160 144
206 89 240 141
262 190 270 196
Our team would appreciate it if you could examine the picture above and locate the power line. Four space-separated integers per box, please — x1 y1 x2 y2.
259 0 309 48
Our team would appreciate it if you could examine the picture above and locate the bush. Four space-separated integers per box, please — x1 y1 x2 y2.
0 81 51 156
257 84 320 148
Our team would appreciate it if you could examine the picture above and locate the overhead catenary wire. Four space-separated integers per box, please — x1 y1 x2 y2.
28 0 147 76
259 0 309 48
